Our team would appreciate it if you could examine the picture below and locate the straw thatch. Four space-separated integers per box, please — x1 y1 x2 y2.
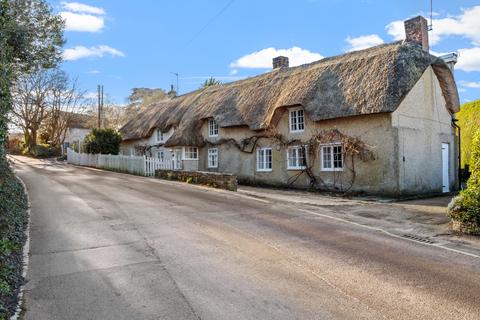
120 41 459 147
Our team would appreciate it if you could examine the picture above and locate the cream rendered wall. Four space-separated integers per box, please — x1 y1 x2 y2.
120 127 174 163
198 114 398 195
391 66 457 195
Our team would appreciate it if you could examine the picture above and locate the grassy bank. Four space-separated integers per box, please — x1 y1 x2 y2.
0 161 28 319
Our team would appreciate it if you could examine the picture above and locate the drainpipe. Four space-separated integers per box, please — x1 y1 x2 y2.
452 117 461 190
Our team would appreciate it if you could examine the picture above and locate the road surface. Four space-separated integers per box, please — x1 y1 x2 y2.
11 156 480 320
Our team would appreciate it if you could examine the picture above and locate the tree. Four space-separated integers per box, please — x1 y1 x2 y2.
43 71 86 147
0 0 64 159
10 68 57 149
201 77 222 88
456 99 480 168
84 128 122 155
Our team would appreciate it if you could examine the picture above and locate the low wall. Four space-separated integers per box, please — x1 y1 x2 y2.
155 169 237 191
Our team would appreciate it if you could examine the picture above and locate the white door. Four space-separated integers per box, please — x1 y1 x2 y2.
442 143 449 193
174 148 183 170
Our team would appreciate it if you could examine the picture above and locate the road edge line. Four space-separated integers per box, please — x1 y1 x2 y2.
298 208 480 260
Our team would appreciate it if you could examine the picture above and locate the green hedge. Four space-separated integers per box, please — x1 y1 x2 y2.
448 130 480 234
0 162 28 319
23 143 60 158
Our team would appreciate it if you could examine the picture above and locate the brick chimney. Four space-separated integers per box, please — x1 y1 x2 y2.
404 16 429 51
273 56 289 69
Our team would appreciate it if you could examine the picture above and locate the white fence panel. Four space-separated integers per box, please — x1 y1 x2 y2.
67 148 175 177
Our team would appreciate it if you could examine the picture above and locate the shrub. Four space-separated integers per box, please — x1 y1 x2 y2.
23 143 60 158
448 130 480 234
6 137 22 155
84 128 122 155
0 163 28 319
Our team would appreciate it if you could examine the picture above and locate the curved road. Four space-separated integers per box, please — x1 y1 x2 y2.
12 156 480 320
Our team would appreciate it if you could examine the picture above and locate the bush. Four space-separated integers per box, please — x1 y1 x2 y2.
448 129 480 234
6 137 22 155
0 163 29 318
84 128 122 155
22 143 60 158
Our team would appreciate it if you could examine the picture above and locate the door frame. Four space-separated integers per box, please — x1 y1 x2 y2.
441 143 450 193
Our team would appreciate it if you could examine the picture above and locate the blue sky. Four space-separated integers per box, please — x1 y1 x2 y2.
51 0 480 104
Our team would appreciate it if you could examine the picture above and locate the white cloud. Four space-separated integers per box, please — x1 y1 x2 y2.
459 80 480 89
456 47 480 72
229 69 238 76
61 2 104 15
63 45 125 61
345 34 384 52
386 6 480 46
230 47 323 69
87 70 101 74
60 11 104 32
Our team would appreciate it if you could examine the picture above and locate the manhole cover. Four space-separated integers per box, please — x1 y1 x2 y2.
402 234 435 244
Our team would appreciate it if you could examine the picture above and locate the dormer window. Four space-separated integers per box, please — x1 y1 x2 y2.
289 108 305 133
156 129 164 142
208 118 219 137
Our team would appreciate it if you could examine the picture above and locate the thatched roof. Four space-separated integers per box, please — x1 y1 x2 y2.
120 41 459 146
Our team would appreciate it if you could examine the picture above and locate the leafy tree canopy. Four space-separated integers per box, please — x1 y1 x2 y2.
84 128 123 155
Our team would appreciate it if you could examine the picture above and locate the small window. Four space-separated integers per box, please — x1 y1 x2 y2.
289 108 305 133
156 129 164 142
287 146 307 170
208 148 218 168
256 148 272 172
321 144 343 171
184 147 198 160
157 150 165 162
208 118 219 137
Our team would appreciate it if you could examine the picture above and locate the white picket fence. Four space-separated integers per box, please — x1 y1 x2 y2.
67 148 172 176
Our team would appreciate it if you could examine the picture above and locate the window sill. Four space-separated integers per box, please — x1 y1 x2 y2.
208 135 219 138
289 130 304 134
256 169 272 172
321 168 344 172
287 167 306 170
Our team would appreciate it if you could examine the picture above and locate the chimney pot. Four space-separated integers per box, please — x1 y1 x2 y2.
273 56 289 69
404 16 429 51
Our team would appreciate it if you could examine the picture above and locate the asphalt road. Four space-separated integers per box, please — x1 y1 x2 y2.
11 156 480 320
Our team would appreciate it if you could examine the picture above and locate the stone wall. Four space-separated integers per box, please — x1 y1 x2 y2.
156 169 237 191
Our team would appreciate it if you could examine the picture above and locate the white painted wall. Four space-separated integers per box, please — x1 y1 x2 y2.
391 66 457 194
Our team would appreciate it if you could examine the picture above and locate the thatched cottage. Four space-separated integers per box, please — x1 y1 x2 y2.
120 16 460 196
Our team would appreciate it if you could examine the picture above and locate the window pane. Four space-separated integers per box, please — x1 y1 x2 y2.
298 110 305 131
266 149 272 169
323 146 332 168
290 110 297 131
333 145 343 168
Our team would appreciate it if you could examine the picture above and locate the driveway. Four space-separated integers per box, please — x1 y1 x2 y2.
11 156 480 320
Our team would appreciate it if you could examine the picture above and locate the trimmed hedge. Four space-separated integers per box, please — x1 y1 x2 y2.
0 162 28 319
448 130 480 234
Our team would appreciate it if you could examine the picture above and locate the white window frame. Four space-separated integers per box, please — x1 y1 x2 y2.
157 150 165 162
208 148 218 168
289 107 305 133
256 147 272 172
156 129 164 143
183 147 198 160
320 143 344 172
287 145 308 170
208 118 219 137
